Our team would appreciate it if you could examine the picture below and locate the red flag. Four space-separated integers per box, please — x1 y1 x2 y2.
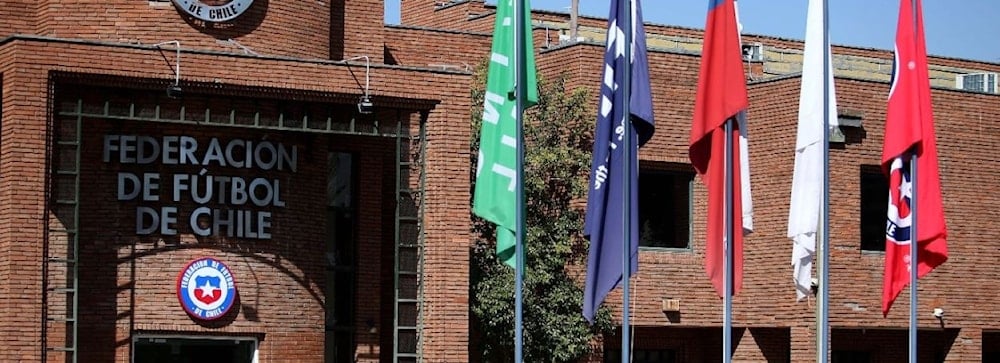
881 0 948 316
690 0 751 297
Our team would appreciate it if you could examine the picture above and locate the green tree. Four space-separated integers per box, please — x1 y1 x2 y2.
470 67 614 362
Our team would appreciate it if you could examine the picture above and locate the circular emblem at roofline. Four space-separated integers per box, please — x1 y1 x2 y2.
171 0 255 22
177 257 237 320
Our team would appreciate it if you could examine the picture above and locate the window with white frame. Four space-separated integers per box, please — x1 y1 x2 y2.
955 72 998 93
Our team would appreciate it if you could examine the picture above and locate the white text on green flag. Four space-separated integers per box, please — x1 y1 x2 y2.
473 0 538 268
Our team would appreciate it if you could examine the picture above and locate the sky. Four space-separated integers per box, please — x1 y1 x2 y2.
384 0 1000 63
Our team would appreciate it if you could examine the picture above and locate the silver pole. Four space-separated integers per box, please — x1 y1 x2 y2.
723 117 734 363
909 158 919 363
724 3 739 359
909 1 919 362
513 0 526 361
819 0 831 361
620 0 634 362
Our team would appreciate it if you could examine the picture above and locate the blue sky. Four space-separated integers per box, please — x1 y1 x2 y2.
385 0 1000 63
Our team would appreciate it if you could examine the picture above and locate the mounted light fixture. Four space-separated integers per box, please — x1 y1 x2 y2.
932 307 944 319
357 96 374 114
344 55 373 114
153 41 183 98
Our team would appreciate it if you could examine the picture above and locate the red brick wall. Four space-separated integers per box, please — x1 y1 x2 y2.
400 2 1000 358
401 0 491 30
0 38 472 362
534 40 1000 361
5 2 1000 361
384 26 490 70
332 0 386 62
0 1 35 36
59 111 400 362
399 0 439 28
7 0 401 62
0 47 49 363
75 118 330 361
29 0 333 59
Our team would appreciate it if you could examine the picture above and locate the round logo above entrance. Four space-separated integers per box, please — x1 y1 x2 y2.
171 0 255 22
176 257 238 320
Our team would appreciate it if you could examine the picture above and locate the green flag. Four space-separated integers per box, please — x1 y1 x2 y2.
473 0 538 268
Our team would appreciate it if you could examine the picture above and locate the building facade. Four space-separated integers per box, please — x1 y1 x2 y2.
1 0 476 362
1 0 999 362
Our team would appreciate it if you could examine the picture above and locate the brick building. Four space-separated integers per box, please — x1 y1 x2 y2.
0 0 998 362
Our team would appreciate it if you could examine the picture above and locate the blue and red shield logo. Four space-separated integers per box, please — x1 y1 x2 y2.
177 257 237 320
886 157 912 245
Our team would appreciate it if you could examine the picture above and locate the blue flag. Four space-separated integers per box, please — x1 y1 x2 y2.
583 0 655 323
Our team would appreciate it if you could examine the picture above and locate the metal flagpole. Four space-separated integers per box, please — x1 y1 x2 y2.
724 2 739 361
909 1 919 362
723 117 734 363
620 0 634 362
819 0 831 361
513 0 526 360
909 153 919 363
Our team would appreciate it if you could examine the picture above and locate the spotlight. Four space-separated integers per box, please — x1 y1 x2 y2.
166 84 184 99
153 41 184 99
357 96 374 114
345 55 374 115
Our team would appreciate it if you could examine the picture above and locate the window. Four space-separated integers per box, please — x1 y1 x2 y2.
133 336 257 363
955 72 998 93
860 166 888 252
832 350 871 363
741 42 764 62
638 166 693 249
326 152 356 363
604 349 677 363
985 331 1000 362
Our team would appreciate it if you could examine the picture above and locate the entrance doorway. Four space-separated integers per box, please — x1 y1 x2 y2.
133 336 257 363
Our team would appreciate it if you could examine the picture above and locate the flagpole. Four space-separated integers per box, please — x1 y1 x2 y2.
723 117 734 363
620 0 634 362
724 3 739 360
819 0 831 362
908 2 919 363
513 0 526 361
909 150 919 363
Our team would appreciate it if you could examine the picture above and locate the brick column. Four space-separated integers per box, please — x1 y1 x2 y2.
0 57 49 363
790 325 817 362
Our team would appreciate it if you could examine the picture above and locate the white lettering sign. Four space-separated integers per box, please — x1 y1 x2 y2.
105 134 296 240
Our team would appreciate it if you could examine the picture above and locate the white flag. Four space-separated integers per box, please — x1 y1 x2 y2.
738 112 754 234
735 0 754 235
788 0 837 301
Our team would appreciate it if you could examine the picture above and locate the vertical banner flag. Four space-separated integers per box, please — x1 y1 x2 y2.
583 0 654 322
473 0 538 268
881 0 947 316
690 0 753 298
788 0 838 301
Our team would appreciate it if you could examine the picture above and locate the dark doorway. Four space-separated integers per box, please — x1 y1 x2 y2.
133 336 256 363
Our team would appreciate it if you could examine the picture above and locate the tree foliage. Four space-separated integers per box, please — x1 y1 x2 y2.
469 66 614 362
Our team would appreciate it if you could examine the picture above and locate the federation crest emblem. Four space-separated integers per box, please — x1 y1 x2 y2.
177 257 237 320
171 0 255 23
886 157 912 245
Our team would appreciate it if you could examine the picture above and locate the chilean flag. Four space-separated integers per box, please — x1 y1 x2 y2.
690 0 754 298
881 0 948 316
